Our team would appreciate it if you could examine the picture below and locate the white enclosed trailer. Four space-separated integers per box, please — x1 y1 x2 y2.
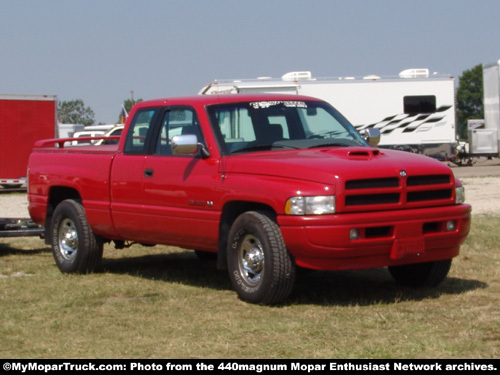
200 69 457 160
473 60 500 156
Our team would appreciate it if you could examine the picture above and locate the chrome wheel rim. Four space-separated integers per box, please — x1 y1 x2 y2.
58 218 78 261
237 234 265 285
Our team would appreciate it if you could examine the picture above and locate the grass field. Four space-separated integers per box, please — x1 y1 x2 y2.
1 216 499 359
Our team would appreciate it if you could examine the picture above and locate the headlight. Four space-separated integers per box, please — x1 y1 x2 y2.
455 186 465 204
285 195 335 215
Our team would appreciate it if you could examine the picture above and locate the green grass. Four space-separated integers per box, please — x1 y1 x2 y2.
1 216 499 359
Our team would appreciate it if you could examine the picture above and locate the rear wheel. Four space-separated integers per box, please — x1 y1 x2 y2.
227 211 296 305
388 259 452 287
51 199 103 273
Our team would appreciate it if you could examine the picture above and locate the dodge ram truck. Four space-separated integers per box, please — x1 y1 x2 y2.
27 94 471 304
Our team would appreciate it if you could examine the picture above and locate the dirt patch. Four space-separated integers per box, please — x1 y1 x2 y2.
460 177 500 216
1 194 30 218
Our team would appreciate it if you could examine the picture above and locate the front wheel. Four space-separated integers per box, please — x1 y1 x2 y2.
227 211 296 305
388 259 452 287
50 199 103 273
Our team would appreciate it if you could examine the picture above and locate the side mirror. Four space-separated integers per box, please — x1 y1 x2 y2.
361 128 381 146
171 134 198 155
171 134 210 158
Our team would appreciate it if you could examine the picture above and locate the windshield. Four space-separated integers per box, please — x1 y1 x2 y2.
206 100 368 155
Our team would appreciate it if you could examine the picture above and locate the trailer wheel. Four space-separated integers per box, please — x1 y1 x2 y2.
50 199 103 273
227 211 296 305
388 259 452 287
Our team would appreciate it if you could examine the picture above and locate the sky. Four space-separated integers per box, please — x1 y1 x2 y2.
1 0 499 124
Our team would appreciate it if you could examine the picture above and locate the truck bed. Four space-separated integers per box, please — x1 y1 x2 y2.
28 142 118 237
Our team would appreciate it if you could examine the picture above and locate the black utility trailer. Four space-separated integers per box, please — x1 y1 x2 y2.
0 218 44 238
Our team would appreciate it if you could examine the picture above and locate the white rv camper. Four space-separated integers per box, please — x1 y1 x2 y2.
200 69 457 160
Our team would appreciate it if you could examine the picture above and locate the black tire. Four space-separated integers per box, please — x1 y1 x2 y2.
388 259 452 287
227 211 296 305
50 199 103 273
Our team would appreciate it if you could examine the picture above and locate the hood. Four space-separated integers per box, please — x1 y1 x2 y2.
223 147 453 184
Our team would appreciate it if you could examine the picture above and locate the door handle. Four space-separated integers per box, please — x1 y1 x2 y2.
144 168 154 178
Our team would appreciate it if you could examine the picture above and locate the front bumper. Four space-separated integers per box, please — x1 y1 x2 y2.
278 204 471 271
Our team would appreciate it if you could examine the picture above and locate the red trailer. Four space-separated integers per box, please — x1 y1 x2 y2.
0 94 56 237
0 94 57 187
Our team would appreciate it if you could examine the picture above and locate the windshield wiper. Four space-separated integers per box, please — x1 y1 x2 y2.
231 144 297 154
308 142 351 149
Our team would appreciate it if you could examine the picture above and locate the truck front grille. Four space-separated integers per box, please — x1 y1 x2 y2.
342 174 453 212
407 175 450 186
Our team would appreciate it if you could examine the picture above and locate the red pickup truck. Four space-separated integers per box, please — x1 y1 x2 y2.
28 94 471 304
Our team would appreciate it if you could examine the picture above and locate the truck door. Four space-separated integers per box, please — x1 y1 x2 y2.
112 106 220 249
110 107 161 240
140 106 220 250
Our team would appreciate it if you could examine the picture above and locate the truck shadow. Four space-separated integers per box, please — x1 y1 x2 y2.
100 251 488 306
290 268 488 306
0 242 50 257
100 251 230 291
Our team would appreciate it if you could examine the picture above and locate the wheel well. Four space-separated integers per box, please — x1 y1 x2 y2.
217 201 276 270
44 186 82 244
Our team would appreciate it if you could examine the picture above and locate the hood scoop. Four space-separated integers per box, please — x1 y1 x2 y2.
346 148 381 159
320 147 381 159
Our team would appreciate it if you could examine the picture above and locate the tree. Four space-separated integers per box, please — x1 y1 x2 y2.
119 98 143 123
456 64 484 140
58 99 95 126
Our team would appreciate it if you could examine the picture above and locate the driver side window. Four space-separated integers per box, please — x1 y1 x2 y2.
156 107 203 156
